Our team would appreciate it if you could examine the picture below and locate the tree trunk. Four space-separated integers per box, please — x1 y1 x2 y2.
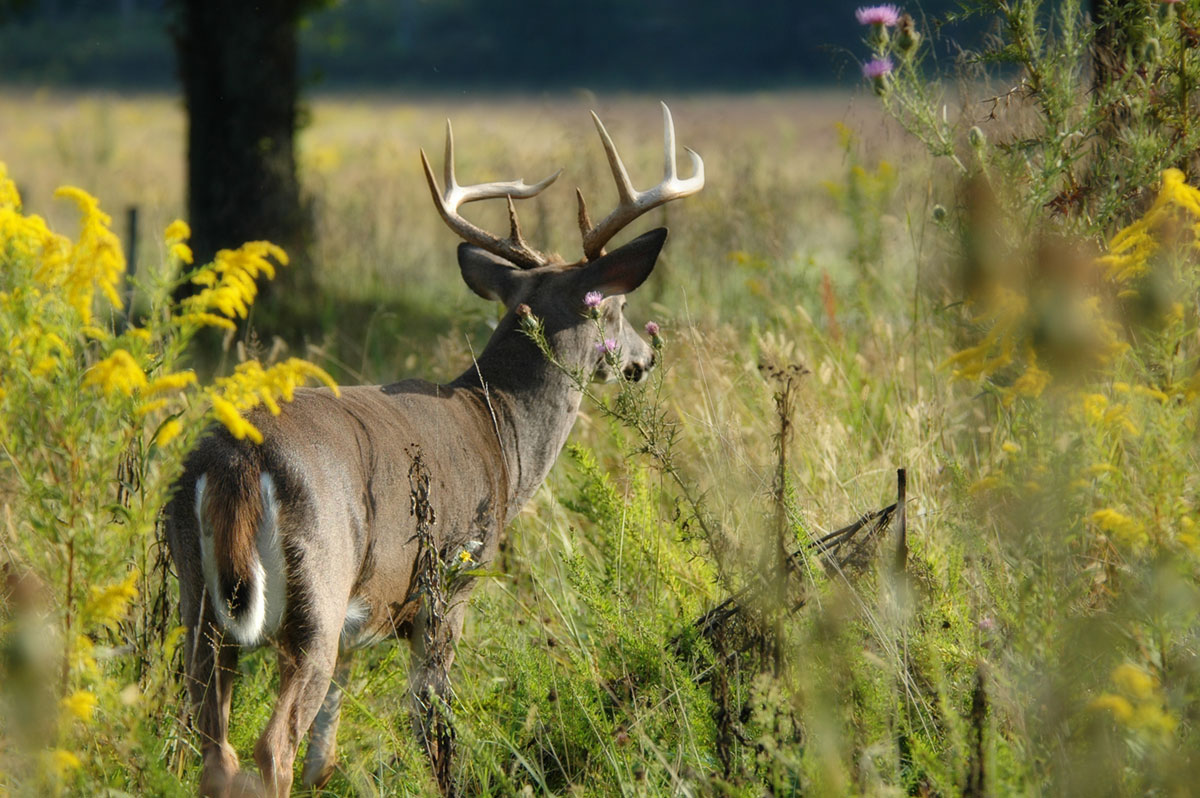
175 0 312 315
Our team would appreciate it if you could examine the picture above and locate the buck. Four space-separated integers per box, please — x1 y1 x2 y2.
166 103 703 797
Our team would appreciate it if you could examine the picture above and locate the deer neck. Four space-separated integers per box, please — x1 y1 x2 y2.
451 324 583 521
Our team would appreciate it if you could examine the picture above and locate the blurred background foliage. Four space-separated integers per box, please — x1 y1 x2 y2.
0 0 985 89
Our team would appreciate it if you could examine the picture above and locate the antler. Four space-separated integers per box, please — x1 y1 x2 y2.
577 102 705 261
421 120 562 269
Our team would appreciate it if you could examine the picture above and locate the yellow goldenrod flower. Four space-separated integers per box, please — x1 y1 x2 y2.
1112 663 1157 700
0 161 22 209
61 690 98 722
85 570 139 630
211 395 264 444
175 311 237 331
170 242 194 264
72 635 97 677
83 350 147 396
1081 393 1109 423
156 419 184 447
164 218 191 245
1132 384 1168 404
49 748 82 776
1102 403 1139 437
53 186 126 323
147 370 197 395
206 358 338 444
1090 693 1134 722
31 356 58 377
1131 702 1178 737
969 474 1003 495
181 240 287 324
1091 508 1147 547
136 398 169 417
1009 362 1051 400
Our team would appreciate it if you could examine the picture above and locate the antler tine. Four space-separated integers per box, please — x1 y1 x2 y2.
590 111 637 205
422 119 562 269
576 187 593 241
581 102 705 261
443 119 457 198
661 102 677 181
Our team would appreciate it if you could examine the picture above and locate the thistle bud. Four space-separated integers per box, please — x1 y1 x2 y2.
896 13 920 55
583 290 603 319
645 320 663 349
862 58 894 96
515 303 538 330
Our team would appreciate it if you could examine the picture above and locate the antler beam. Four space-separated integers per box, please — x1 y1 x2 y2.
578 102 705 261
420 120 562 269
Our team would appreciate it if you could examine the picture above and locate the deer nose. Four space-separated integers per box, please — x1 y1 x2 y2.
623 355 654 383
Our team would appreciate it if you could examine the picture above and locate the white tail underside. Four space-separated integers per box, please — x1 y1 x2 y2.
195 472 287 646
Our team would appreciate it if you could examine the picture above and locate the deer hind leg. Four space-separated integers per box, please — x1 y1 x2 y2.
299 652 353 789
253 631 339 798
181 589 245 798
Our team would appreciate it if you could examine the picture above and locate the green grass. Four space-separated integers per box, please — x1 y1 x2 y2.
3 85 1198 796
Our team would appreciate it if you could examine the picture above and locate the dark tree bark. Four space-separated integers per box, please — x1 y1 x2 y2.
174 0 312 311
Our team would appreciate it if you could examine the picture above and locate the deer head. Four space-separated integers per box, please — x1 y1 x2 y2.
421 102 704 385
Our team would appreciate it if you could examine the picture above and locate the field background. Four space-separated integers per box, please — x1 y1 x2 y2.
1 87 961 795
8 2 1200 793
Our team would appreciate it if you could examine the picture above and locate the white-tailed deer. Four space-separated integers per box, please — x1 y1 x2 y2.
166 103 703 797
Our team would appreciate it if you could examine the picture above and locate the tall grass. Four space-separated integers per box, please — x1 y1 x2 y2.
2 30 1198 793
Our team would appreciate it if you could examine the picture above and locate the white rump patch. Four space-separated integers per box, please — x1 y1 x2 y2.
340 597 372 647
195 471 287 647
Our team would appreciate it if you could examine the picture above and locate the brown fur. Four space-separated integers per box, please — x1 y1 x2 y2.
201 449 262 619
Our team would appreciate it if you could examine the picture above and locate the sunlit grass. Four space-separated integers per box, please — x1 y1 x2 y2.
13 81 1193 796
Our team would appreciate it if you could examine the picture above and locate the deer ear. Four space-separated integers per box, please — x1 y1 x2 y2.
458 243 531 305
576 228 668 296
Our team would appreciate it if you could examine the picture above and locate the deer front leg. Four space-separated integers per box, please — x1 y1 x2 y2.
299 653 353 789
253 633 339 798
408 600 467 796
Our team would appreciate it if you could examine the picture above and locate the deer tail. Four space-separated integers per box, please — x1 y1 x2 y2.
194 463 281 646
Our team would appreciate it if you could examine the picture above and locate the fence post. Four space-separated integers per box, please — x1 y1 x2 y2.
125 205 139 321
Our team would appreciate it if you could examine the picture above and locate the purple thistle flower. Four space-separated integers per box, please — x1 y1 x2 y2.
583 291 603 310
862 57 894 79
856 5 901 26
595 338 618 355
644 321 660 337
